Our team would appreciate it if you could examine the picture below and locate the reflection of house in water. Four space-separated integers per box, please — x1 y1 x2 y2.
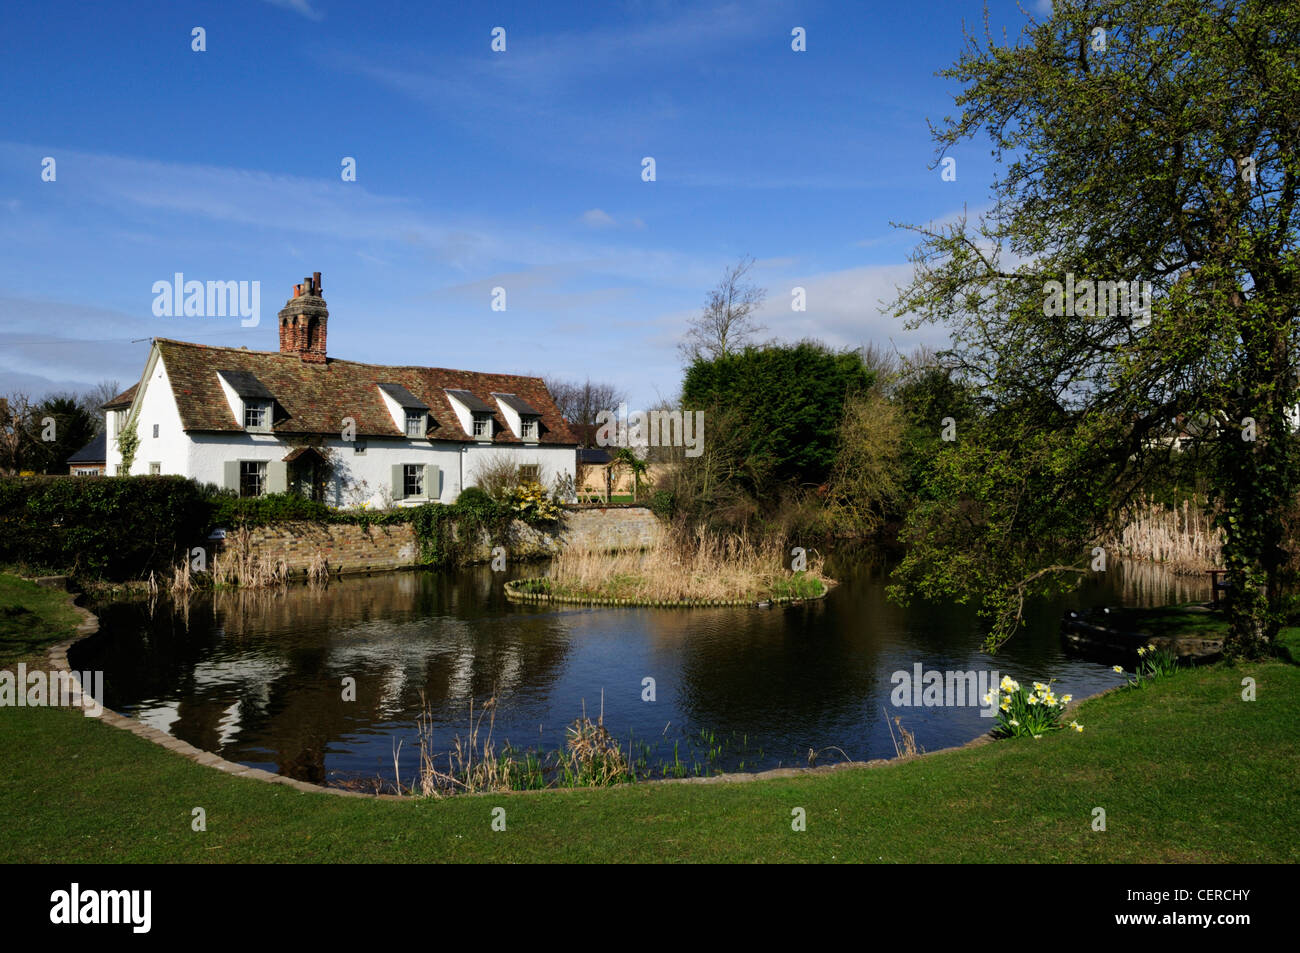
148 571 571 784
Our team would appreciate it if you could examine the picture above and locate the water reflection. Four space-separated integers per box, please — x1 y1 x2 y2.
72 556 1205 787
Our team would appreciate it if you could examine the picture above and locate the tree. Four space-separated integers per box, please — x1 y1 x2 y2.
26 395 98 475
682 341 874 496
678 255 767 363
544 377 628 443
78 379 123 431
0 393 36 475
887 1 1300 657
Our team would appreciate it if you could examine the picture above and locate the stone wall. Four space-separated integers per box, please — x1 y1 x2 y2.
218 505 665 576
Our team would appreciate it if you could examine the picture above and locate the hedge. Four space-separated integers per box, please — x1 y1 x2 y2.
0 476 211 580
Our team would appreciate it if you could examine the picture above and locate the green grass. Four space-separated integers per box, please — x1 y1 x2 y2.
0 575 80 665
2 573 1298 863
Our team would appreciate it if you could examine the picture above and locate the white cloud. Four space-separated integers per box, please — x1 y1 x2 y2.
260 0 324 21
581 208 617 228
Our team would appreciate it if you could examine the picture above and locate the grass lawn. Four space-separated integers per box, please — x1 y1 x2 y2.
2 574 1297 863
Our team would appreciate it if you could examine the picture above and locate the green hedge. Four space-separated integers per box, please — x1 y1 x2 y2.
0 476 212 580
0 478 527 579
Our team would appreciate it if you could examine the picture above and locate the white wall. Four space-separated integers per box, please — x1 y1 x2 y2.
103 353 188 476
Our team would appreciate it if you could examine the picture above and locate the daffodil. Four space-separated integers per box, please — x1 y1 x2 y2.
1000 675 1019 692
1137 647 1146 657
1112 665 1124 673
1070 721 1084 732
1147 643 1156 652
1027 694 1039 705
1061 694 1073 705
1033 681 1047 693
1000 699 1010 712
1008 719 1019 727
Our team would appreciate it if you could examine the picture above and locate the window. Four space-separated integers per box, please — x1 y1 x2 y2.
405 412 424 438
403 464 424 498
152 424 159 439
353 440 366 455
520 418 537 439
244 402 268 430
240 461 267 498
519 464 540 483
149 462 161 475
472 414 490 438
114 465 125 476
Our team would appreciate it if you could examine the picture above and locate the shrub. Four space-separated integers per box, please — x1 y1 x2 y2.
510 481 562 524
648 489 676 520
0 476 211 580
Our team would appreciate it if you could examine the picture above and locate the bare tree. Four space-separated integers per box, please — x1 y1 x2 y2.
0 392 36 475
679 255 767 364
544 377 628 445
78 379 123 431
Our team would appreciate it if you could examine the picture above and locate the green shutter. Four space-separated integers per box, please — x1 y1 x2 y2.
424 464 440 501
392 464 406 500
266 461 287 494
224 460 240 492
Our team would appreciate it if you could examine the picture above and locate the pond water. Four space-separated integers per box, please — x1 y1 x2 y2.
71 555 1205 789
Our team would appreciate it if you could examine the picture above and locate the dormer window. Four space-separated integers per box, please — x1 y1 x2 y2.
491 392 542 441
472 413 491 438
244 401 271 431
520 418 537 439
405 411 426 438
219 370 276 433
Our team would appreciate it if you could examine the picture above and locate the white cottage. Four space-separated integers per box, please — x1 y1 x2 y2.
102 272 578 506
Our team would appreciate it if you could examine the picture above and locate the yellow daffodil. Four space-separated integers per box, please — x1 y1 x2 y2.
1147 643 1156 652
1000 699 1010 711
1033 681 1047 693
1000 675 1018 692
1027 694 1039 705
1137 647 1146 657
1009 719 1019 727
1112 665 1124 673
1070 721 1084 732
1061 694 1073 704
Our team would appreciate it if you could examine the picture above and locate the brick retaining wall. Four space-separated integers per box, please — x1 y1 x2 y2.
216 506 665 576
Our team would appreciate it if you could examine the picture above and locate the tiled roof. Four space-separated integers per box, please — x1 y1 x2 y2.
493 392 542 416
102 384 138 410
444 388 496 413
377 382 429 410
217 369 275 400
154 339 577 445
67 431 107 464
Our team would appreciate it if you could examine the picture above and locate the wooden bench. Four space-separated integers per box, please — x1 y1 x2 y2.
1207 570 1231 605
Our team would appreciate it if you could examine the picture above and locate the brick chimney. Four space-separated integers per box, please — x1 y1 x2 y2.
277 271 327 363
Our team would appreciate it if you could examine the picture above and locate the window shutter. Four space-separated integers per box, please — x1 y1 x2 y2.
392 464 406 500
424 464 439 501
224 460 240 492
267 461 288 494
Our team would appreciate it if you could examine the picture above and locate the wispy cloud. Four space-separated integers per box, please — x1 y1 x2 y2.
260 0 324 22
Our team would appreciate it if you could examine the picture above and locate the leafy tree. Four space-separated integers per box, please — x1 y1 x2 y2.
682 341 874 496
888 0 1300 657
27 396 97 475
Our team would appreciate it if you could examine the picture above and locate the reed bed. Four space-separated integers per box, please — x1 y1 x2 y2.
539 527 830 603
211 526 289 589
1111 496 1223 575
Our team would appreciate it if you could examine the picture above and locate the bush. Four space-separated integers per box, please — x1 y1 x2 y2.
208 491 335 527
648 489 676 520
509 482 562 524
0 476 212 580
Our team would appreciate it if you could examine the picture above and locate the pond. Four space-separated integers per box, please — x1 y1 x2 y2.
70 554 1205 790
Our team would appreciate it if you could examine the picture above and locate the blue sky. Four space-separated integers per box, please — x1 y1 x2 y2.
0 0 1047 408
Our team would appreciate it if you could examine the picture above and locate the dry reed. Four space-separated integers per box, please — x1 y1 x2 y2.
1111 496 1223 574
542 526 829 603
